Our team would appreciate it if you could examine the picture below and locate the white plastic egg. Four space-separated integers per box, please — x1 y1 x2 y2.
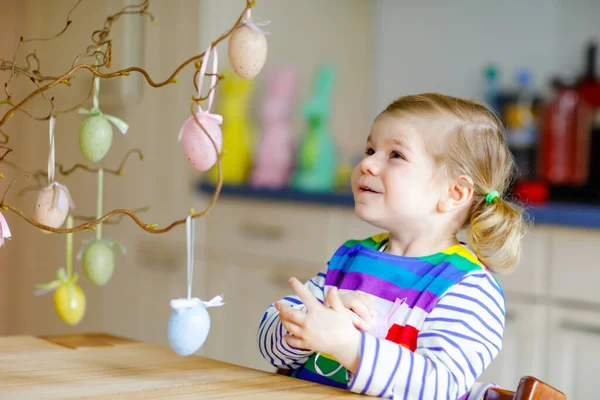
228 25 267 79
34 183 73 229
168 302 211 356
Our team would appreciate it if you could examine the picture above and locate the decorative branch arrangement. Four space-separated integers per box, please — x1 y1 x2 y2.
0 0 270 328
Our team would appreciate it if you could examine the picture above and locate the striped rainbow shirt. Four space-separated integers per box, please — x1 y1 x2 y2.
257 233 505 399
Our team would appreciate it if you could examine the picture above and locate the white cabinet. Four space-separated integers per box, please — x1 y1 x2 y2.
202 199 599 398
201 247 323 372
477 301 548 391
546 307 600 400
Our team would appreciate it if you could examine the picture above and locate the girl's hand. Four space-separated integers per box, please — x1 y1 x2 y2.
329 291 376 332
275 277 361 370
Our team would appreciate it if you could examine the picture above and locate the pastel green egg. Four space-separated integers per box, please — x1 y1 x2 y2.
82 240 115 286
79 115 113 163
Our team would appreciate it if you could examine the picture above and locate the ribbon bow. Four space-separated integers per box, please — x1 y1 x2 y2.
76 238 127 261
170 295 225 314
78 77 129 135
178 44 223 141
0 212 11 247
34 267 79 309
44 181 75 213
241 8 271 35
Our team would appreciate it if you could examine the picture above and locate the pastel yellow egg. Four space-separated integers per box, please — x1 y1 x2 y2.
228 25 267 79
54 283 86 326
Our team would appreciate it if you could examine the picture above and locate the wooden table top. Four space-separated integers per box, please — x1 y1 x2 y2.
0 333 365 399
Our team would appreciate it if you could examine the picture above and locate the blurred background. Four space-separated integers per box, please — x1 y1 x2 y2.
0 0 599 398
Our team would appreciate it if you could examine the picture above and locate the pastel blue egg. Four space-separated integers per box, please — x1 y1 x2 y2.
168 305 210 356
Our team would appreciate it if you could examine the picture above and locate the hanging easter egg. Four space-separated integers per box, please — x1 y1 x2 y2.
179 114 223 171
168 301 211 356
82 240 115 286
79 115 113 163
54 282 86 326
34 183 74 229
228 24 268 79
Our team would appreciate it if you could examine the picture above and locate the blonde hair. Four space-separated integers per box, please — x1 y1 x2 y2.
381 93 529 273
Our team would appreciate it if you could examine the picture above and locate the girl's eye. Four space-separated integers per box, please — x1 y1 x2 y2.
391 151 404 160
364 147 375 156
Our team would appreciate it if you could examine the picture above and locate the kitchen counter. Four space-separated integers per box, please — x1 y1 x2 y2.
198 182 600 230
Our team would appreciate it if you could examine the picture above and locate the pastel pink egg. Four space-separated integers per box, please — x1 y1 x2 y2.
180 115 222 172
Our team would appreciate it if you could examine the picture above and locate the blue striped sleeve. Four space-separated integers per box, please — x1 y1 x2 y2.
256 267 327 370
346 272 505 399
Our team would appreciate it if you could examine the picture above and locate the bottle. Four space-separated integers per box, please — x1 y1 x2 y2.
505 68 538 181
483 64 500 114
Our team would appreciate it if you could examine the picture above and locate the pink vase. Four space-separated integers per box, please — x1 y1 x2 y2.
250 66 298 189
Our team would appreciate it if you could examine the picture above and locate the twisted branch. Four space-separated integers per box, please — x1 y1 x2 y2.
6 149 144 197
73 205 150 224
0 0 254 234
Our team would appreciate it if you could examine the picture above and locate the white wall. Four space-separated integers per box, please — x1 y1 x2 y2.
200 0 374 157
371 0 600 119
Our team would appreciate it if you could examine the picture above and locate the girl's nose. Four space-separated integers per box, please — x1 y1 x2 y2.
360 155 381 176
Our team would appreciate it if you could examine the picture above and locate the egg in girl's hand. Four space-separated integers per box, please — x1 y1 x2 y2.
179 115 222 172
34 184 73 229
228 25 267 79
168 300 211 356
54 283 86 326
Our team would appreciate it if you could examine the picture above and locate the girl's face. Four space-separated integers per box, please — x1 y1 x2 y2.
351 113 447 233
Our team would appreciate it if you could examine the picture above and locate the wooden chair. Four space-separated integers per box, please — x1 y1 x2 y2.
275 369 566 399
485 376 566 400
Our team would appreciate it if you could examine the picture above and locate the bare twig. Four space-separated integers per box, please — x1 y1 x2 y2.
73 205 150 224
0 0 254 235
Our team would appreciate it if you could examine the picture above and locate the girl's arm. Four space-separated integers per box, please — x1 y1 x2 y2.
346 272 505 399
256 267 328 370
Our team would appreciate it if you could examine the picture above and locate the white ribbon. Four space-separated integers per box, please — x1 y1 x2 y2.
169 215 225 314
242 9 271 35
186 214 195 299
48 116 55 184
46 117 75 212
178 44 223 142
0 212 11 246
43 182 75 213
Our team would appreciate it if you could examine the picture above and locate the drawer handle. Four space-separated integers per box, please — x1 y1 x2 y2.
505 310 516 322
561 320 600 336
239 222 285 240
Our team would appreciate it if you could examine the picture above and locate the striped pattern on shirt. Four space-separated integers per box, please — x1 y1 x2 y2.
257 233 505 399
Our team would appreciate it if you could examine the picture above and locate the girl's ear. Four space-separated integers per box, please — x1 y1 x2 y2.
438 175 474 213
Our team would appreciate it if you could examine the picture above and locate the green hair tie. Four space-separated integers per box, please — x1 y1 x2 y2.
485 191 500 204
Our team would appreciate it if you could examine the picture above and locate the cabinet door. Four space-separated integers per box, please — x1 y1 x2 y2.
201 248 321 372
546 307 600 400
200 249 249 368
476 302 548 391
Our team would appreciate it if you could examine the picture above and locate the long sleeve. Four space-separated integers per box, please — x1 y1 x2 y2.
347 272 505 399
257 267 328 370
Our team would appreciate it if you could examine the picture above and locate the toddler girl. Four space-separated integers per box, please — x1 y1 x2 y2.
257 93 528 399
